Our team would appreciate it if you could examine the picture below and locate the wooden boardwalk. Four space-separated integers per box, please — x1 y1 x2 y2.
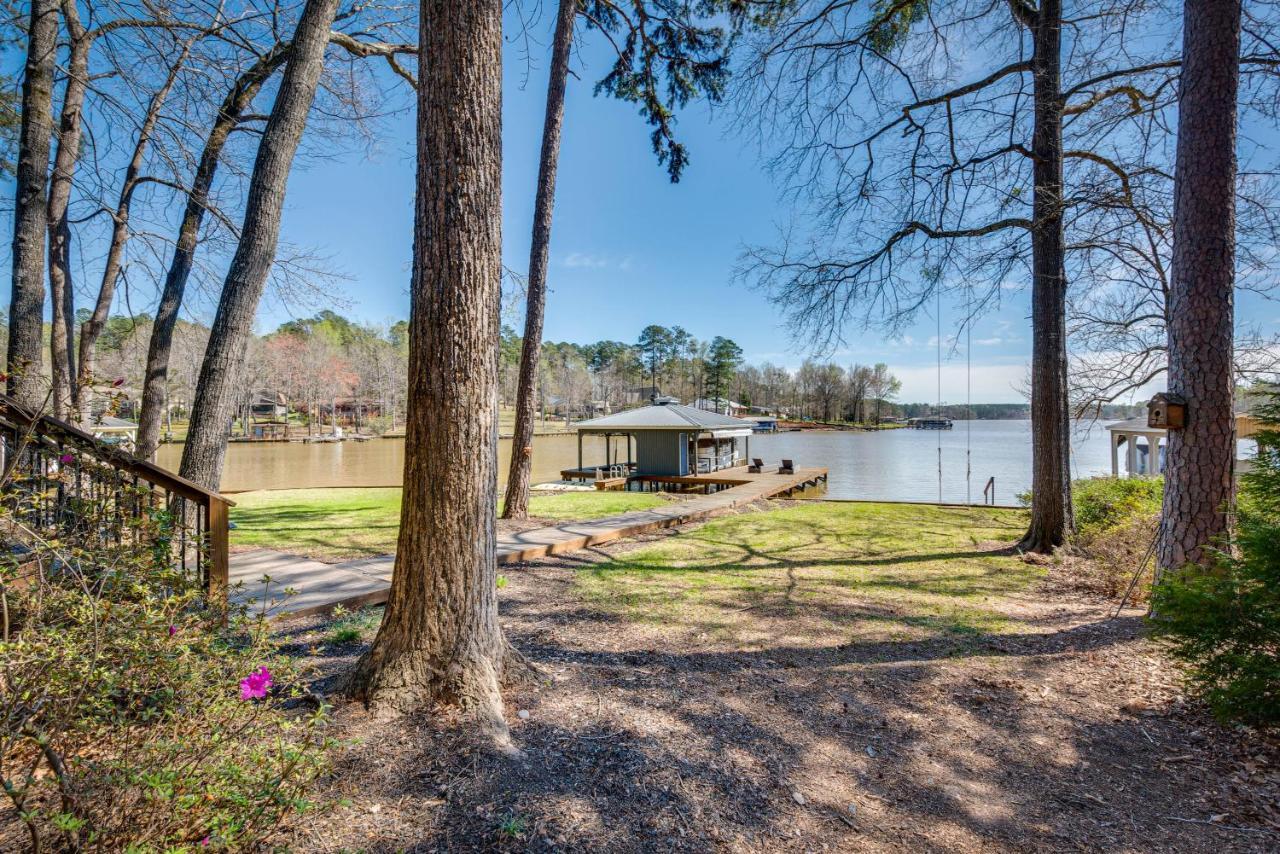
229 465 826 618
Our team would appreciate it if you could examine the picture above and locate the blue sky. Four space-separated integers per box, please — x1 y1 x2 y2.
9 9 1275 405
270 16 1045 404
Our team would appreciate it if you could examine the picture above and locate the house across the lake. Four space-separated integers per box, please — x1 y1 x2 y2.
568 399 757 479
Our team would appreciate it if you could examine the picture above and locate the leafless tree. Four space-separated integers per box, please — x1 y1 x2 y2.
179 0 343 490
733 0 1278 550
135 9 416 460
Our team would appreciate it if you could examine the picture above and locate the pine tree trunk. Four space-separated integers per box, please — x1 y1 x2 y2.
345 0 522 745
179 0 339 489
502 0 576 520
6 0 57 407
1158 0 1240 571
136 45 291 461
1019 0 1074 553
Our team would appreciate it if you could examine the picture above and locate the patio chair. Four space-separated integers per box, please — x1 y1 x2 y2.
778 458 795 474
748 457 765 473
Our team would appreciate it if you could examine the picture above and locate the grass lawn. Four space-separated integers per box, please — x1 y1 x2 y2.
230 487 667 560
576 501 1037 641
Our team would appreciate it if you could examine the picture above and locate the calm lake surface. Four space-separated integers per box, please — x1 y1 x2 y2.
159 420 1139 503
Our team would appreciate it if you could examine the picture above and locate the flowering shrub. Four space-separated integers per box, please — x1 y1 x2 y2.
1 443 331 849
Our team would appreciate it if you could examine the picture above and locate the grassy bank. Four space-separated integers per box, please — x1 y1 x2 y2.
576 501 1033 640
230 487 667 560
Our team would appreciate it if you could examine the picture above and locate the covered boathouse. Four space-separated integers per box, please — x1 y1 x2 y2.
570 399 757 480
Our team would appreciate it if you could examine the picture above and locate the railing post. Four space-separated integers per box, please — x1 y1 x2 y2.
207 496 230 604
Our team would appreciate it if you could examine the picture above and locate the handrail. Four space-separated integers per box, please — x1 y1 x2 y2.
983 476 995 505
0 394 234 601
0 396 232 507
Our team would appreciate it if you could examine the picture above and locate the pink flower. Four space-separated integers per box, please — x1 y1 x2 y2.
239 666 273 700
200 836 210 847
168 624 178 637
59 453 74 465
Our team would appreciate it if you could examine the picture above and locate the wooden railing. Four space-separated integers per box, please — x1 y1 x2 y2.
0 396 233 600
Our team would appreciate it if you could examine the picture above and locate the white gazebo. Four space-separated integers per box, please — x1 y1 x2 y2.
1105 418 1166 477
1105 413 1261 478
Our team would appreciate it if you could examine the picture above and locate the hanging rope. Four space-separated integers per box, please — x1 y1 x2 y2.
937 287 944 505
966 290 973 506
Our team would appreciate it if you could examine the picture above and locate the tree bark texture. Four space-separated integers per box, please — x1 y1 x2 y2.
502 0 577 520
1019 0 1074 552
345 0 518 742
1158 0 1240 571
78 46 189 399
7 0 58 407
136 45 291 460
46 0 91 418
179 0 339 490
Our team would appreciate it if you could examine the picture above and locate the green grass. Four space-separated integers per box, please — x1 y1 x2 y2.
230 487 667 560
575 501 1038 643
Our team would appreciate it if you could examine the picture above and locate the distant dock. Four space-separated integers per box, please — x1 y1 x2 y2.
909 417 953 430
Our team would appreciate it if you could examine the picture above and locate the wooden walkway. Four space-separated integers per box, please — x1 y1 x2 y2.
229 465 826 618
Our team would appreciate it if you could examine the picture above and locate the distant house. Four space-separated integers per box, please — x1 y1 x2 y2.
250 390 288 419
624 385 663 405
693 397 747 417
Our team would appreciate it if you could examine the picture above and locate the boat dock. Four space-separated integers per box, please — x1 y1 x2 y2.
229 464 827 618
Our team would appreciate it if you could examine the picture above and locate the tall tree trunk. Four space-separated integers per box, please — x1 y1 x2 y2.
77 46 189 400
1019 0 1074 552
1158 0 1240 571
502 0 576 520
46 1 91 418
179 0 340 490
136 45 291 460
345 0 522 745
7 0 58 407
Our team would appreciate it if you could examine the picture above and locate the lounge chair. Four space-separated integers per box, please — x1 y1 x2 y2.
748 457 765 473
778 458 795 474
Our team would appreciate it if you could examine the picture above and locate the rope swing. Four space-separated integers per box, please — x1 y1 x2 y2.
937 287 944 505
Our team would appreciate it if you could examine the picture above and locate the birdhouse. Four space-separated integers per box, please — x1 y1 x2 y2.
1147 393 1186 430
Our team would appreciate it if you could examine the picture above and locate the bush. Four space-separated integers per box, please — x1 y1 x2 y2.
1151 387 1280 726
1069 476 1163 600
1 468 331 849
1073 475 1163 536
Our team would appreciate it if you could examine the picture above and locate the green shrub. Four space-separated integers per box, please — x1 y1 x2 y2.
1151 387 1280 726
1073 476 1163 536
1067 477 1163 600
1 469 331 849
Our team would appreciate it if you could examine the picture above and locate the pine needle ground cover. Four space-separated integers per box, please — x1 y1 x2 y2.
283 500 1279 851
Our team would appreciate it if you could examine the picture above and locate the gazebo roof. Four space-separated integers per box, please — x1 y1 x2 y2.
1105 417 1163 433
574 402 755 432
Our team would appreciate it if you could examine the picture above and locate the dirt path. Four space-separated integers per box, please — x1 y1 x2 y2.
279 515 1279 852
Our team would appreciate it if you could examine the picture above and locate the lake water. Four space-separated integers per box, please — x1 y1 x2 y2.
159 420 1143 503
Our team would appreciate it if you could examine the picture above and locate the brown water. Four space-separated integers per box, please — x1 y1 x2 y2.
157 433 629 494
158 421 1137 501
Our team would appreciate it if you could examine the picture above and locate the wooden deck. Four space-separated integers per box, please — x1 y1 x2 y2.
229 466 827 618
